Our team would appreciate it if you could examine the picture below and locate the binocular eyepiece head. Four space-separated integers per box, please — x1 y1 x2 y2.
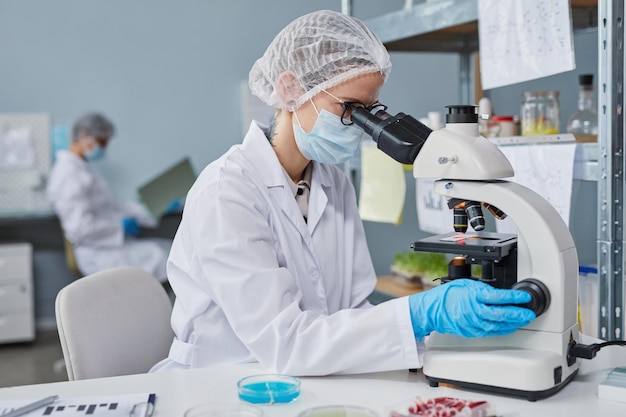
350 106 433 165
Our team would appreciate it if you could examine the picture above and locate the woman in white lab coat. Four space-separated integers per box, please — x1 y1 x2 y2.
46 113 168 282
151 10 535 375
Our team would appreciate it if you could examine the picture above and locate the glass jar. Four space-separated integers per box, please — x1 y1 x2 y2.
520 90 560 136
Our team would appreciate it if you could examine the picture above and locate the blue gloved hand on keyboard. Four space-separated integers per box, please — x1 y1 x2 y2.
408 278 536 341
122 217 139 237
165 199 182 214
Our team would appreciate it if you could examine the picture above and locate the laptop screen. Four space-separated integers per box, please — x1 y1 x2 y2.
137 157 197 219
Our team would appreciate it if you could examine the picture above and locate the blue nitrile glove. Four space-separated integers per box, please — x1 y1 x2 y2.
409 278 536 341
122 217 139 236
165 198 182 214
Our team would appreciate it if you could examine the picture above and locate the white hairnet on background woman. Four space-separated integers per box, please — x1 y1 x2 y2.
151 9 534 375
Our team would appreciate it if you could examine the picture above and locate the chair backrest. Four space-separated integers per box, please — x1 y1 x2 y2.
63 237 82 277
55 266 174 380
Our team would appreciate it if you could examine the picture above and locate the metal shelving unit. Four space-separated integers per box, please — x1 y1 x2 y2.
362 0 625 341
597 0 625 341
364 0 598 104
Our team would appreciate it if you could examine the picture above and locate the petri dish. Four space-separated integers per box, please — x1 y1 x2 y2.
237 374 301 404
184 402 263 417
297 405 378 417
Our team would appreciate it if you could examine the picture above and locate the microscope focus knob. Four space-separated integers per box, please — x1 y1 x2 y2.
511 279 551 317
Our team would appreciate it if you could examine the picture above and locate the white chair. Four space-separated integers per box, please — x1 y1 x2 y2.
55 266 174 380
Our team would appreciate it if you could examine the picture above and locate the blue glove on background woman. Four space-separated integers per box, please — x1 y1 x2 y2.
409 279 536 341
122 217 139 237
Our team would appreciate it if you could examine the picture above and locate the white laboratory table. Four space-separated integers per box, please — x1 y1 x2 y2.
0 360 625 417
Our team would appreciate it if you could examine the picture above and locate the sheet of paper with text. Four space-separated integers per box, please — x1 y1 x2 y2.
478 0 575 90
358 141 406 225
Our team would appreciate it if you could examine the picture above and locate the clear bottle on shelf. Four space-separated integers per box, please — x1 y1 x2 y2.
566 74 598 143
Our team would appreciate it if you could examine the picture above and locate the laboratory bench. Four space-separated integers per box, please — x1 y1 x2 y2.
0 211 182 250
0 358 624 417
369 276 425 306
375 275 424 298
0 211 182 332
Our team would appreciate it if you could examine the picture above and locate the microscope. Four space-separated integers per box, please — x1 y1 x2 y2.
351 105 580 401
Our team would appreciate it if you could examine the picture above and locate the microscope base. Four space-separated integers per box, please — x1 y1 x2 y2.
422 342 580 401
424 369 578 402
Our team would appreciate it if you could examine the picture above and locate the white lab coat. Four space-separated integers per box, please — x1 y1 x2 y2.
46 150 168 281
151 122 422 375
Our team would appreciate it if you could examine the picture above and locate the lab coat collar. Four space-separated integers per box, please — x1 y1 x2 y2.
55 149 86 165
241 122 287 189
55 149 96 176
241 121 331 237
241 122 308 237
307 163 330 233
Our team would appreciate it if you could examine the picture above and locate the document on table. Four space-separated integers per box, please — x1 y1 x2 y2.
0 393 155 416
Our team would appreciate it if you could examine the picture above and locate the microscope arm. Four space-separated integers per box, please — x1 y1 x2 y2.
433 179 578 334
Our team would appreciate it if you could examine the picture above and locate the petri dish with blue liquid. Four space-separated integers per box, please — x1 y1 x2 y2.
237 374 301 404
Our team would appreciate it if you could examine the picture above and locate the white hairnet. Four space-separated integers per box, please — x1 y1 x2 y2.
72 113 115 141
249 10 391 111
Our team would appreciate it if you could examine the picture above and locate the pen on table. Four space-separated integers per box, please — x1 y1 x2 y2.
130 394 156 417
2 395 58 417
144 393 156 417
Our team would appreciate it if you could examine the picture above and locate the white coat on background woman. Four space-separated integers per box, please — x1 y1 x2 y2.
151 10 535 376
46 113 168 281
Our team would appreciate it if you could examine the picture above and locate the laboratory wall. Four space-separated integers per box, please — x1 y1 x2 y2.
0 1 598 326
0 0 460 326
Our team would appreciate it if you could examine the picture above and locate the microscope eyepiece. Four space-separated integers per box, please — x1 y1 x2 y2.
445 105 479 124
350 107 391 137
350 106 432 165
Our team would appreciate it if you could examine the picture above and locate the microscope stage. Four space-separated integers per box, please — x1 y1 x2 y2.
411 231 517 261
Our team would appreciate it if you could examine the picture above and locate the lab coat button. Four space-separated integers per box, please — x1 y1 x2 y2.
310 268 320 279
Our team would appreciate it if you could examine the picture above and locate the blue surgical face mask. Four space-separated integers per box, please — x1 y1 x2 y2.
84 143 105 162
293 108 366 165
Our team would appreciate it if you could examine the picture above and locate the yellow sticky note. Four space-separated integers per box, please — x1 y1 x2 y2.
358 144 406 224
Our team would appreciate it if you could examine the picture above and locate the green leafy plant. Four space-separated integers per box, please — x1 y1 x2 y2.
392 251 448 280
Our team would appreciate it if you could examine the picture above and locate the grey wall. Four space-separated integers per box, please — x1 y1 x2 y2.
0 1 598 326
1 0 453 201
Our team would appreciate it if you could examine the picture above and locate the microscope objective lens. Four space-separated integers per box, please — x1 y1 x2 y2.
453 208 468 233
465 202 485 231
